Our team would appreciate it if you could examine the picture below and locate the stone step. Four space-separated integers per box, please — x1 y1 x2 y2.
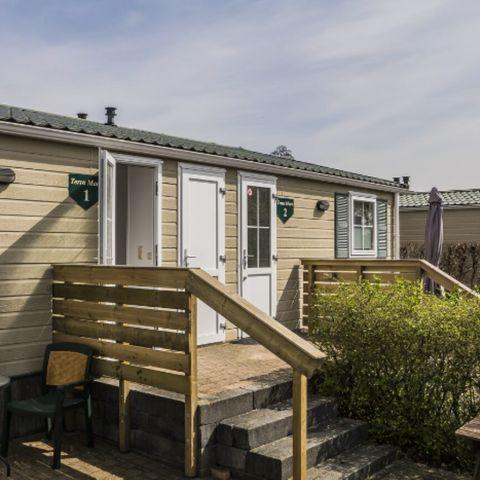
217 395 337 450
306 443 397 480
246 418 369 480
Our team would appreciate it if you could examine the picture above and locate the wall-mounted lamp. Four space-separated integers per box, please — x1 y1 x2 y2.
0 168 15 184
316 199 330 212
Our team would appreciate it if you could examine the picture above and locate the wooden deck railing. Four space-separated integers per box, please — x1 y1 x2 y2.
52 264 325 480
301 258 478 327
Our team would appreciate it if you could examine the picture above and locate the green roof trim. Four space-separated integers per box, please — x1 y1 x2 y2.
400 189 480 208
0 103 405 189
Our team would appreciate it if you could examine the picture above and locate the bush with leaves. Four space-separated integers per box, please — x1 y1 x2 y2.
310 279 480 468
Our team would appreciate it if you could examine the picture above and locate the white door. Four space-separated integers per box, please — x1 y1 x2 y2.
239 173 277 323
179 164 226 344
100 151 161 266
100 150 116 265
127 165 155 266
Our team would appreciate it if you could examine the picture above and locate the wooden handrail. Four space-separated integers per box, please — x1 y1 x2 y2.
418 260 479 297
186 269 325 377
301 258 478 297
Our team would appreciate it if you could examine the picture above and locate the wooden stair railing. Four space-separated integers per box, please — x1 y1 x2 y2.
186 269 325 479
52 264 325 480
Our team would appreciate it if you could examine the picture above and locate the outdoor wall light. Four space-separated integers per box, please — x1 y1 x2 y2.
316 199 330 212
0 168 15 184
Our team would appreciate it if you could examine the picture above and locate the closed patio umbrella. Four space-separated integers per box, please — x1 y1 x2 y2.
424 187 444 293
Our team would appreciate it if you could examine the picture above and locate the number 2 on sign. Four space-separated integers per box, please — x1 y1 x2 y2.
84 189 89 202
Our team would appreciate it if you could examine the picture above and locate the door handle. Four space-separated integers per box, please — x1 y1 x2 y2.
242 249 248 269
184 249 197 267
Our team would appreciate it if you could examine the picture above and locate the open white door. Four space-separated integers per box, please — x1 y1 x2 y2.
100 151 161 267
179 164 226 344
100 150 116 265
238 172 277 328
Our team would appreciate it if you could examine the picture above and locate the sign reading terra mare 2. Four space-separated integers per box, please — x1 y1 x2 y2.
276 197 294 223
69 174 99 210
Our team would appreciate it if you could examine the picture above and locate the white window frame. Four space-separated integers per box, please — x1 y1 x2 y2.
349 192 377 258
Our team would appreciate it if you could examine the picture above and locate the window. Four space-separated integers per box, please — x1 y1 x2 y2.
247 185 271 268
352 198 375 253
335 191 389 259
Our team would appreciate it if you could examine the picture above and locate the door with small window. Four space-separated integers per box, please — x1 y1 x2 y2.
239 173 277 325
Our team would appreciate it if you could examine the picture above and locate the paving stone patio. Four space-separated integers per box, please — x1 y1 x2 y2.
1 433 186 479
197 340 291 398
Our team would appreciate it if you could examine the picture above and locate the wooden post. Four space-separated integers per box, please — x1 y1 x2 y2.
292 370 307 480
119 379 131 452
185 293 198 477
117 284 131 453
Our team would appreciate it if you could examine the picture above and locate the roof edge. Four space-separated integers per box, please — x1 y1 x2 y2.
0 120 406 193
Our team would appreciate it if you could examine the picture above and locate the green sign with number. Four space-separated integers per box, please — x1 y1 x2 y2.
277 197 294 223
69 174 99 210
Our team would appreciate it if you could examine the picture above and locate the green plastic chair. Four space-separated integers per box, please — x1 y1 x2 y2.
1 342 95 469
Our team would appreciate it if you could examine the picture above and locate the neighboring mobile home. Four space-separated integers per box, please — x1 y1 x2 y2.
400 189 480 243
0 104 406 376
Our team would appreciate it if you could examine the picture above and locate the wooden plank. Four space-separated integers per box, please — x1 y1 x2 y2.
53 332 189 373
53 299 188 331
419 260 479 297
91 358 190 394
300 259 420 267
456 416 480 441
186 270 324 377
53 264 189 289
292 371 307 480
184 294 198 477
52 317 187 351
119 376 131 452
52 283 189 310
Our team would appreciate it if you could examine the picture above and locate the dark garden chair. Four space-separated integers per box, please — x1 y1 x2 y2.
1 342 95 469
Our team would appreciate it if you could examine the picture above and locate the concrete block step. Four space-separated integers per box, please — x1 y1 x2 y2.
246 418 369 480
217 395 337 450
306 443 397 480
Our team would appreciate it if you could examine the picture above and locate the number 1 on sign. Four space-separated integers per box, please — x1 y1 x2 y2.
84 189 89 202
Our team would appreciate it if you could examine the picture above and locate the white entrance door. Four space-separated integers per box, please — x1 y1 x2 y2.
239 172 277 323
100 151 161 266
100 150 116 265
179 164 226 345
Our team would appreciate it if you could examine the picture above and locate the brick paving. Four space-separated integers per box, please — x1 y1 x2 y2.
1 432 186 479
197 340 291 398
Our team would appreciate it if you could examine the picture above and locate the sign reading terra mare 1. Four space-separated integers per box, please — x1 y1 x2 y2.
276 197 294 223
69 174 99 210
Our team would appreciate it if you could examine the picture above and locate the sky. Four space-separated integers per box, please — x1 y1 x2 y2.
0 0 479 191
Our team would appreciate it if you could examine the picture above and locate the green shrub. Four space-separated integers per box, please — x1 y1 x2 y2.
309 279 480 468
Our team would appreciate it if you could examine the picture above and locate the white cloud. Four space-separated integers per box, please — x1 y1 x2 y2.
0 0 479 190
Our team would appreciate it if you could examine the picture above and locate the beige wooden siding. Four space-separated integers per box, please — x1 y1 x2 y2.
276 176 394 329
0 131 396 373
400 208 480 243
0 134 98 376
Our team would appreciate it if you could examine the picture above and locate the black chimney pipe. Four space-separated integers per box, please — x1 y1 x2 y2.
105 107 117 126
77 112 88 119
402 176 410 187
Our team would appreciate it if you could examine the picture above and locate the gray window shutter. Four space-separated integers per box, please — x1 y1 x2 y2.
377 199 388 258
335 193 349 259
